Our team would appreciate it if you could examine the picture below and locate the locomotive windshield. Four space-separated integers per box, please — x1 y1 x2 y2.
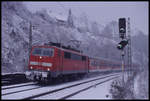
32 48 54 57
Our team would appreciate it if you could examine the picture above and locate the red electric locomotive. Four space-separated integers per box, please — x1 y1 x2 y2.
25 42 89 82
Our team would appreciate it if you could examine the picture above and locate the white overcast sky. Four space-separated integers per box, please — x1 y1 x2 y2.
24 2 148 35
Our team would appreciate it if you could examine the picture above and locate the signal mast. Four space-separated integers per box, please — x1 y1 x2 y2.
117 18 128 83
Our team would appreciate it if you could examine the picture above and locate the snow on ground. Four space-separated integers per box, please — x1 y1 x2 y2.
2 82 35 89
68 79 114 99
33 76 118 99
2 73 120 99
133 71 149 99
134 73 140 97
2 84 39 95
2 72 24 76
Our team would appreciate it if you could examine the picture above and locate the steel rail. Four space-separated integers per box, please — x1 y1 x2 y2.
2 82 36 90
2 86 42 96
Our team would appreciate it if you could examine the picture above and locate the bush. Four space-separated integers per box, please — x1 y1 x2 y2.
109 78 134 99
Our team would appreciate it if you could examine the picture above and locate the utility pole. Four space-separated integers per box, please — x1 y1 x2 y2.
127 17 134 92
121 50 125 83
127 17 132 77
29 22 32 63
112 22 115 41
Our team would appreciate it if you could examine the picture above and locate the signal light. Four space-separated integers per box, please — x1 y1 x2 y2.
119 18 126 33
119 18 126 39
117 39 128 50
117 44 123 50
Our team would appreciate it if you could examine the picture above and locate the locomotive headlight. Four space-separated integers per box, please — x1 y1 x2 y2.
47 68 50 71
30 66 33 69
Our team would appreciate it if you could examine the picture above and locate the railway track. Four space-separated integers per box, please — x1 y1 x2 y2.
60 76 118 99
2 82 37 90
33 75 119 100
2 73 28 86
2 82 41 96
2 73 120 100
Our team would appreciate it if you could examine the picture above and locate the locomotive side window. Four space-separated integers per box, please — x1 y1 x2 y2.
71 53 81 60
58 50 61 56
90 59 95 66
82 56 86 61
64 52 85 61
64 52 71 59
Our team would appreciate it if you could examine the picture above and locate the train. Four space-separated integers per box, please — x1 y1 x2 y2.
25 42 136 82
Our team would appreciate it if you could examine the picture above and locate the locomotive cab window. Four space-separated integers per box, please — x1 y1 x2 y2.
32 47 54 57
43 48 54 57
64 52 71 59
32 48 42 55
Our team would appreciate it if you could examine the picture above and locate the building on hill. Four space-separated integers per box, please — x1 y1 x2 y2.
48 9 74 28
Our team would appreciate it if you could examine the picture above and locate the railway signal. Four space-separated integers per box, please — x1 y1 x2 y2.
119 18 126 39
117 39 128 50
